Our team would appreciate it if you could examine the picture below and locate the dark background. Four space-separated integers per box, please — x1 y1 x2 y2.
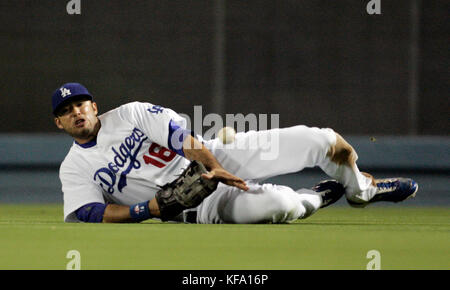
0 0 448 135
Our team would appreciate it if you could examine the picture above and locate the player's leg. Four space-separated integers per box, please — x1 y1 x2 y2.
202 125 337 181
194 183 319 224
318 133 418 206
317 132 375 203
194 180 344 224
203 125 417 207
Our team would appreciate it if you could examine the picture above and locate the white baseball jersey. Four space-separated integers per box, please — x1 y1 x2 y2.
61 101 191 222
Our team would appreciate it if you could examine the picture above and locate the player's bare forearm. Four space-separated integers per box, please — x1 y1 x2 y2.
182 135 249 191
182 135 222 170
102 199 160 223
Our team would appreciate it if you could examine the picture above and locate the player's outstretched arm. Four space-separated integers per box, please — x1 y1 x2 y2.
182 135 249 191
102 199 160 223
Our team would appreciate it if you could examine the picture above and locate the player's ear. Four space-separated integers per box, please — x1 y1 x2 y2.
54 117 64 130
92 101 98 116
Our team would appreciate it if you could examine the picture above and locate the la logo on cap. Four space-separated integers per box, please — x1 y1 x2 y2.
60 87 71 98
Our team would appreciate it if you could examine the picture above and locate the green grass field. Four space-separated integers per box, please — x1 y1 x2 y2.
0 204 448 270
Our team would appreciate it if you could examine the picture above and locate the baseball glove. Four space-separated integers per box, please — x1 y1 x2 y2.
155 160 218 221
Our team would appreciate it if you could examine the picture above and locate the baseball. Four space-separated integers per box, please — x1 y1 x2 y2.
217 127 236 144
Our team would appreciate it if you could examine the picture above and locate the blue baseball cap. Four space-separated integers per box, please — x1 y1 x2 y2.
52 83 93 115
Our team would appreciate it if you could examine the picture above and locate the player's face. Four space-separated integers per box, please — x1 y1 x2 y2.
54 98 100 144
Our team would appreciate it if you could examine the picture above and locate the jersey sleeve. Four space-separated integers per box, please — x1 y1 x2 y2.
61 160 106 222
117 101 190 151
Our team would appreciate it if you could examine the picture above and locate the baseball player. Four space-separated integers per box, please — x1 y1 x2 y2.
52 83 418 224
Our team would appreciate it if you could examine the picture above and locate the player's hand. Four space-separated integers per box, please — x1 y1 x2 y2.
202 168 249 191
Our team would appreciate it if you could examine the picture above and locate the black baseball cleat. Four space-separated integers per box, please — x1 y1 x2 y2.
369 178 418 203
312 180 345 208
